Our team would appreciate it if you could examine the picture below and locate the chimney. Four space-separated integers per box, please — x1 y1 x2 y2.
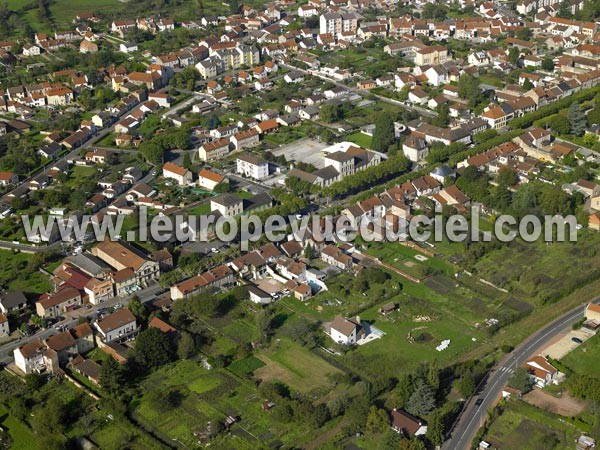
355 315 361 324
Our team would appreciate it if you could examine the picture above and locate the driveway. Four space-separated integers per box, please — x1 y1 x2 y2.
540 329 592 359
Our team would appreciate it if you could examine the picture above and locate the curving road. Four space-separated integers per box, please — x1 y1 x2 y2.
445 298 599 450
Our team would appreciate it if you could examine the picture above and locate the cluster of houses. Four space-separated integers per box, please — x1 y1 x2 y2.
35 239 167 319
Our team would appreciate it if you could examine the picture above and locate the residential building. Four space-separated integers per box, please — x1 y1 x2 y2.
211 193 243 217
236 154 269 180
329 315 364 345
92 240 160 284
94 308 138 343
163 161 193 186
35 286 82 319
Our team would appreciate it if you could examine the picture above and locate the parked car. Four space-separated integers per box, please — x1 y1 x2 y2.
572 337 583 344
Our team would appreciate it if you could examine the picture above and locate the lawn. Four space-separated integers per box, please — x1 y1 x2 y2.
0 250 52 293
253 338 343 394
0 405 37 450
483 400 581 449
346 131 373 149
560 333 600 375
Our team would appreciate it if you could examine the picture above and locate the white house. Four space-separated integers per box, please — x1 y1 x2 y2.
198 169 226 191
94 308 138 343
236 154 269 180
248 286 273 304
119 42 138 53
163 161 193 186
524 356 559 388
329 315 364 345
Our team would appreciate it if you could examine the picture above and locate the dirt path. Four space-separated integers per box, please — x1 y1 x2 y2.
523 389 586 416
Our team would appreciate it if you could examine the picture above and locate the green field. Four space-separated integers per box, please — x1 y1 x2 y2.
483 400 581 449
0 405 37 450
254 338 343 393
561 333 600 375
346 132 373 149
0 250 52 293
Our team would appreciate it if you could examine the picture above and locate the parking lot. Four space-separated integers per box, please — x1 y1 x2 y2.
270 138 328 168
541 329 593 359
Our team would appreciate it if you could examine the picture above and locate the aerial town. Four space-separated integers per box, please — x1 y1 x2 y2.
0 0 599 448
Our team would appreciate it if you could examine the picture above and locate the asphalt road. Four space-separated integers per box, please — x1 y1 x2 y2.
445 298 600 450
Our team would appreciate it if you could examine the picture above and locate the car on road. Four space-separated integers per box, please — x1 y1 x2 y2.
572 337 583 344
475 398 483 406
211 247 219 254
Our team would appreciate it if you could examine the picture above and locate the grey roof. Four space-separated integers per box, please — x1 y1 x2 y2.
64 253 112 278
431 165 455 177
0 291 28 309
212 193 243 207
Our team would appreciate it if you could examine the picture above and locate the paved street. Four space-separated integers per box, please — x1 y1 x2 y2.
445 298 600 450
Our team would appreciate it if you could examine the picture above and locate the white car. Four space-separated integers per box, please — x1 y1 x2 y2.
211 247 219 254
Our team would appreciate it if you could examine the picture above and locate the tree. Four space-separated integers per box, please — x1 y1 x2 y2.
508 47 520 65
426 410 445 446
100 356 126 393
522 78 533 91
366 406 390 434
546 113 570 135
134 327 176 369
386 374 414 410
541 57 555 72
182 152 192 169
128 297 148 324
497 166 518 188
588 107 600 126
398 85 410 102
568 102 587 136
320 103 341 123
406 379 436 417
177 331 196 360
372 114 396 152
508 366 533 393
457 373 477 397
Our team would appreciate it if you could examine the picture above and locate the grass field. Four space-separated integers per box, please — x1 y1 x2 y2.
483 400 581 449
346 132 373 149
254 338 343 393
133 357 337 448
0 405 37 450
561 333 600 375
0 250 52 293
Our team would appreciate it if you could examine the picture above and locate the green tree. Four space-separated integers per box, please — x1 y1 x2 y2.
366 406 390 434
372 114 396 152
128 297 148 323
426 410 445 446
182 152 192 169
177 331 196 359
508 366 534 393
100 356 126 393
568 102 587 136
541 58 555 71
398 85 410 102
588 107 600 126
522 78 533 91
320 103 341 123
134 327 176 369
508 47 520 65
546 113 570 135
457 373 477 397
497 166 519 188
406 379 436 417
